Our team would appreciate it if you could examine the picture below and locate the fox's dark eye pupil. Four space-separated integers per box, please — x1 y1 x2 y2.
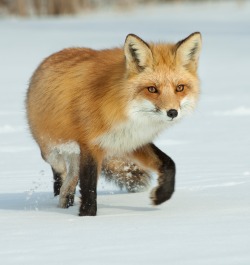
176 85 184 92
148 86 157 93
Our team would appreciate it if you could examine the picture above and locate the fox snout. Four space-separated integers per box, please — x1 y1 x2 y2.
167 109 178 119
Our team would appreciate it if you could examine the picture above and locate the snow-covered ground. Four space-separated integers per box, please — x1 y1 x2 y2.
0 1 250 264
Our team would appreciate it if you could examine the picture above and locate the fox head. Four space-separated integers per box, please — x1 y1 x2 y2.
124 32 202 124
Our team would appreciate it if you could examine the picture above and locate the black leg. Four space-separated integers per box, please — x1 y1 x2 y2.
52 168 62 197
150 143 175 205
79 152 98 216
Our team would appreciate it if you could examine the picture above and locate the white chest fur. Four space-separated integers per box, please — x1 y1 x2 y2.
94 100 174 155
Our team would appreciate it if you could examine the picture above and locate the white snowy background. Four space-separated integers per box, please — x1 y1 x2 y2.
0 1 250 264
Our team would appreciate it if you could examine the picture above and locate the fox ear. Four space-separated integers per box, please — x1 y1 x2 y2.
176 32 202 72
124 34 153 73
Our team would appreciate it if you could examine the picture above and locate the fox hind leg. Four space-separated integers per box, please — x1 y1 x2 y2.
52 167 63 197
59 154 79 208
44 151 67 197
58 151 79 208
52 166 76 207
45 142 80 208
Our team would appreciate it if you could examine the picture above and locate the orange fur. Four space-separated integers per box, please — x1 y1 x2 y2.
27 37 200 155
26 32 202 215
27 47 128 153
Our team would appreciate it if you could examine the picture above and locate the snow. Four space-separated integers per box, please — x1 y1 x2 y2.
0 1 250 264
213 106 250 116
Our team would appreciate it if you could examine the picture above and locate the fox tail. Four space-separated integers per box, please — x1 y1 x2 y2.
102 158 152 193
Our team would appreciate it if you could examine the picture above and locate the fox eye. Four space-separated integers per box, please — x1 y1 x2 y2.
176 84 185 92
147 86 158 93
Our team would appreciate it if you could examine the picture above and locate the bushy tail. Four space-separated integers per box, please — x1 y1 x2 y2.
102 157 152 192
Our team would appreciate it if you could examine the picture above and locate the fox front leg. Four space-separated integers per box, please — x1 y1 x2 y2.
79 151 98 216
133 143 175 205
149 144 175 204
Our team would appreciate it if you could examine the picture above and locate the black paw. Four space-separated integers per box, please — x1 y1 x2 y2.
150 186 174 205
79 203 97 216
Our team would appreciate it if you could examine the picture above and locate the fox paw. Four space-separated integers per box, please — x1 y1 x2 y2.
58 194 75 208
79 203 97 216
150 186 174 205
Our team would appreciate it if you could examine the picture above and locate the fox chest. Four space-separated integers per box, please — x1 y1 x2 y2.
94 117 166 155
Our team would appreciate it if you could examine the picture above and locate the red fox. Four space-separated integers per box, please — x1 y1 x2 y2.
26 32 202 216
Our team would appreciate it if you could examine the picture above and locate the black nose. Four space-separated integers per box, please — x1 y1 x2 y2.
167 109 178 119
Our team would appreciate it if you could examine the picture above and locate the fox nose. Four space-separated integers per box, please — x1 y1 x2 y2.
167 109 178 119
